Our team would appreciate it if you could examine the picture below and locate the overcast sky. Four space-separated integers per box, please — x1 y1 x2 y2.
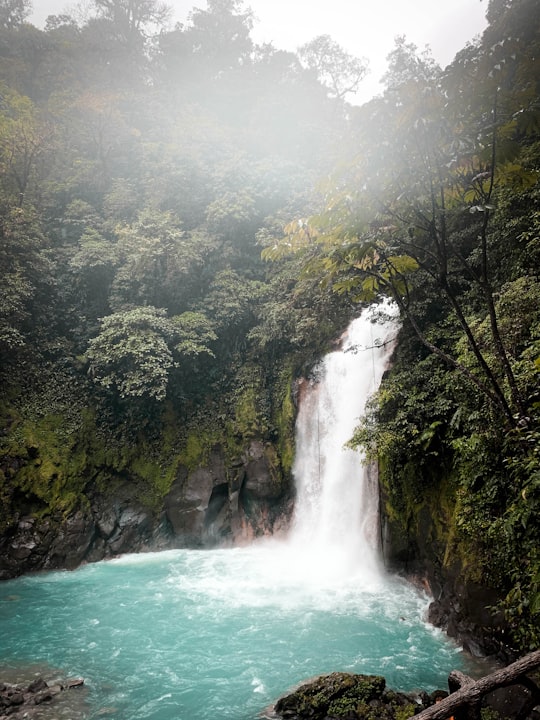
30 0 488 101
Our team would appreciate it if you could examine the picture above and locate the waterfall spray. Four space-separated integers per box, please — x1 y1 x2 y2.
289 303 398 580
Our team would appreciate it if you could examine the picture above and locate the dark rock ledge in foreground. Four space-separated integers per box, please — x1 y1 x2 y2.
0 676 84 719
271 651 540 720
271 672 432 720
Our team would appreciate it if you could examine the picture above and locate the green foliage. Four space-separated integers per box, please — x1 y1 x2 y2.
86 306 176 401
0 0 343 571
267 17 540 429
172 311 217 357
109 209 189 312
258 0 540 652
0 82 58 204
200 268 264 338
0 205 52 362
455 276 540 403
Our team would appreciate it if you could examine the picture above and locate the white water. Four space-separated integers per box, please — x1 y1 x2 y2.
288 303 398 581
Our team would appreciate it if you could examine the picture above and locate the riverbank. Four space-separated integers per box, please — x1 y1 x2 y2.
0 676 84 720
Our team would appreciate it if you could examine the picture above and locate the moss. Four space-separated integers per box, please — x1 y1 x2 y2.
275 673 388 720
1 399 185 524
3 412 84 514
275 673 432 720
416 473 458 568
0 351 294 537
262 444 286 495
232 363 269 438
481 709 503 720
379 451 461 560
272 362 297 475
130 453 179 506
394 704 417 720
234 385 260 437
276 384 295 474
179 428 219 472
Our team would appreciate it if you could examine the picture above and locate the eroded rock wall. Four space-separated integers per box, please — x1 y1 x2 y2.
379 480 509 660
0 439 292 580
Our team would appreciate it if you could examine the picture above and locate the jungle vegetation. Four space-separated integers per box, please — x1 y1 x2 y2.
265 0 540 651
0 0 538 651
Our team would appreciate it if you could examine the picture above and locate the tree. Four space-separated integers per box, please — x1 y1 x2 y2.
183 0 253 70
57 89 142 202
264 35 538 430
0 84 54 206
297 34 368 101
381 35 438 91
68 228 119 321
92 0 171 49
86 306 176 401
109 209 217 313
0 205 52 362
86 306 216 402
156 0 254 95
172 311 217 358
199 267 264 354
0 0 31 29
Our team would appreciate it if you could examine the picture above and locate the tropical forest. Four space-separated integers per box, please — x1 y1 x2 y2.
0 0 539 718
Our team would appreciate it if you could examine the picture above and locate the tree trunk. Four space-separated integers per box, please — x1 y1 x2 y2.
408 650 540 720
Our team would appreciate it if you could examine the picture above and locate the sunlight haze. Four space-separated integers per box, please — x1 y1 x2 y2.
30 0 487 101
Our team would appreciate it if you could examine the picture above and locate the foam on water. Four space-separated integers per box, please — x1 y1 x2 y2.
0 546 464 720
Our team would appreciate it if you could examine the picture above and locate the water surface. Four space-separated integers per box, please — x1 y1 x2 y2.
0 544 465 720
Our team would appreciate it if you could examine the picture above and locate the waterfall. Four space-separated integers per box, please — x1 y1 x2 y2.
0 304 472 720
289 303 398 580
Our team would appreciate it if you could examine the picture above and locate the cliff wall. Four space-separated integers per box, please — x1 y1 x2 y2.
0 435 292 580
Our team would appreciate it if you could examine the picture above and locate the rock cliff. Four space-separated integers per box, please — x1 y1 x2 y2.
0 439 292 580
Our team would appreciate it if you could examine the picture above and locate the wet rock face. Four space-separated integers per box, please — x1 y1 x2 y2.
0 481 171 580
0 676 84 720
380 490 511 661
164 452 223 544
484 683 540 720
0 439 291 579
163 441 291 546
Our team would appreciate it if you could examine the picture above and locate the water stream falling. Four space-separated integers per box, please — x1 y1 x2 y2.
0 305 470 720
289 303 398 581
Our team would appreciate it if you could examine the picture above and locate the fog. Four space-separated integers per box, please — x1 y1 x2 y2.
30 0 487 102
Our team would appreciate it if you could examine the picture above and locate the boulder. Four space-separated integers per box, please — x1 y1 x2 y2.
0 677 84 719
273 672 424 720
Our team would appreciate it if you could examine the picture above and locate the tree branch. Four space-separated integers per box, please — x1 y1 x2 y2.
409 650 540 720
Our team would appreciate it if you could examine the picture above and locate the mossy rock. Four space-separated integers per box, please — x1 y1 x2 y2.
274 672 423 719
